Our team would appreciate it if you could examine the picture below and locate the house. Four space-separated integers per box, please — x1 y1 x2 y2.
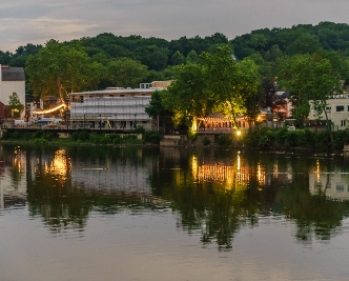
271 91 293 120
69 81 172 131
0 65 25 109
308 95 349 130
309 170 349 201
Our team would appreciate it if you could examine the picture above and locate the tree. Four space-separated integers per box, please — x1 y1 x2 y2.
170 50 185 65
278 54 340 122
186 50 199 64
278 54 341 145
8 92 24 118
145 90 171 132
203 45 260 125
164 63 209 131
161 45 261 132
135 45 169 71
102 57 149 88
26 40 102 100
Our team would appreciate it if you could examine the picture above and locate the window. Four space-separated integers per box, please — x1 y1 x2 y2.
336 105 345 112
326 106 331 113
341 120 347 127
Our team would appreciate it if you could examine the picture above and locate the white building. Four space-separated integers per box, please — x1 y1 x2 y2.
309 172 349 201
0 65 25 106
309 96 349 130
69 81 172 131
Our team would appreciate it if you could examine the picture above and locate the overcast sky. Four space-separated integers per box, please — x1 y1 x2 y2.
1 0 349 51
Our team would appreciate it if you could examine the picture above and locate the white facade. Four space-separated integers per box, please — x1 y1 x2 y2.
70 81 172 130
309 97 349 130
71 160 151 195
0 65 25 106
309 172 349 201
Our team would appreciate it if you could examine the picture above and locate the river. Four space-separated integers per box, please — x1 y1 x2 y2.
0 145 349 281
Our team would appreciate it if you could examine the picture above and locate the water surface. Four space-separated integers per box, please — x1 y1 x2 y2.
1 145 349 281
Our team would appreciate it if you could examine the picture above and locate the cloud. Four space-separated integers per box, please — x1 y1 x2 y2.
1 0 349 51
0 17 98 50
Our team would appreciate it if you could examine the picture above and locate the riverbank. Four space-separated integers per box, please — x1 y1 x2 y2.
0 129 161 147
1 127 349 156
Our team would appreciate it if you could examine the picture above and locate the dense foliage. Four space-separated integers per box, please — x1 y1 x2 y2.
3 22 349 133
149 45 260 130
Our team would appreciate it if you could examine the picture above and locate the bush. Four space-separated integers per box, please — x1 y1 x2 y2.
89 133 109 144
332 129 349 150
71 130 89 141
42 131 58 140
112 135 123 144
245 128 327 151
202 136 211 146
144 131 162 144
215 134 232 146
123 134 142 144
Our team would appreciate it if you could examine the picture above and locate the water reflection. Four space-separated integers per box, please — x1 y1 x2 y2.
309 160 349 201
43 149 70 182
1 145 349 249
0 146 26 209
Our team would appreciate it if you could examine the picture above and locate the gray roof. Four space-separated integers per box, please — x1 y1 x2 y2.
1 66 25 81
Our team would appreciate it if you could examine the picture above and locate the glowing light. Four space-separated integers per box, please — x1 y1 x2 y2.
13 147 23 173
44 149 70 182
316 160 321 183
192 156 198 180
235 130 242 137
33 103 68 115
191 155 250 190
257 163 266 185
190 117 198 135
256 114 264 122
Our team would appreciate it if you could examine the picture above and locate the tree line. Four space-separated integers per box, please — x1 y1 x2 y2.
3 22 349 130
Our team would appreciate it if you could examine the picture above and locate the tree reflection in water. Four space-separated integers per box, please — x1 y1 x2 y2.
3 145 349 248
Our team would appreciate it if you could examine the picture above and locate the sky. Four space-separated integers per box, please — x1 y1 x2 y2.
1 0 349 51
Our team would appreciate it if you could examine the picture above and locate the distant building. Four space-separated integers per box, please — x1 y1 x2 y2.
69 81 172 131
271 91 293 120
0 65 25 107
309 171 349 201
308 96 349 130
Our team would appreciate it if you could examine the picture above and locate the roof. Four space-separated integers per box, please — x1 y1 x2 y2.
1 66 25 81
70 88 154 97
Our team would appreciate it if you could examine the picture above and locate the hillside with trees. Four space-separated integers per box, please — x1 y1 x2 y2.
3 22 349 134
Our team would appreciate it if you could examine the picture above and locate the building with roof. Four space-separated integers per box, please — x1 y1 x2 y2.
308 95 349 130
0 65 25 107
69 81 172 131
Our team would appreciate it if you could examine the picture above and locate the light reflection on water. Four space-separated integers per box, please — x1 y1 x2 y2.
0 145 349 281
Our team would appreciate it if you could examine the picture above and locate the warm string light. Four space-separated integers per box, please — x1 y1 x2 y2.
33 103 68 115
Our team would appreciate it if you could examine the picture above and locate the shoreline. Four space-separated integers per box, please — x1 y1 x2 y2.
0 139 347 158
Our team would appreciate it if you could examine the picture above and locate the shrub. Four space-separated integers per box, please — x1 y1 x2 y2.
215 134 232 146
202 136 211 146
144 131 162 144
71 130 89 141
123 134 142 144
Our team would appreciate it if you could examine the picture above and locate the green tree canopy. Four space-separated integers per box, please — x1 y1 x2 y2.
278 54 341 121
102 57 149 88
26 40 102 99
203 45 260 123
8 92 24 118
155 44 260 131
